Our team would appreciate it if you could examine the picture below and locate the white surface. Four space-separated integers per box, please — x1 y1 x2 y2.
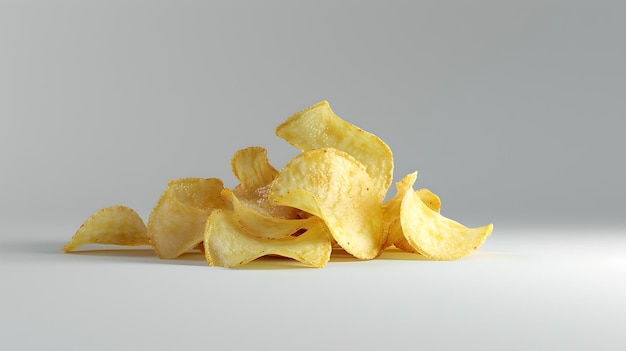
2 224 625 351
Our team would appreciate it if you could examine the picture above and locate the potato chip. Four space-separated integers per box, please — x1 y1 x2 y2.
231 146 278 191
269 148 384 260
221 187 316 239
381 172 417 250
389 185 444 253
147 178 230 259
231 147 301 220
203 210 332 268
62 205 149 252
276 100 393 201
400 188 493 260
416 188 441 213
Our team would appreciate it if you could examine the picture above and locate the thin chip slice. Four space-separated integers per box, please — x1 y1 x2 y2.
147 178 230 259
276 100 393 201
204 210 332 268
269 148 384 260
222 188 316 239
62 205 148 252
231 183 301 220
231 146 300 220
392 186 443 252
416 188 441 212
231 146 278 191
400 188 493 260
381 172 418 250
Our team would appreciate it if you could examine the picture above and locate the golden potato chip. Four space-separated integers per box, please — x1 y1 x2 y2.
388 188 441 253
269 148 384 260
276 100 393 201
147 178 230 259
381 172 417 250
400 188 493 260
203 210 332 268
231 183 301 220
231 146 278 191
416 188 441 213
222 187 316 239
62 205 149 252
230 146 301 220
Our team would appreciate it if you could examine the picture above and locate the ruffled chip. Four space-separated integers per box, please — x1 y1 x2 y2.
230 146 300 220
269 148 384 260
276 100 394 202
203 210 332 268
222 187 315 239
381 172 418 250
400 188 493 260
147 178 230 259
62 205 149 252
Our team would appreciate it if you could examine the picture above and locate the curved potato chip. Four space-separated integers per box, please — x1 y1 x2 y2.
391 186 443 252
416 188 441 212
230 146 301 220
147 178 230 259
269 148 384 260
400 189 493 260
232 183 301 220
276 100 393 201
222 188 315 239
231 146 278 191
62 205 148 252
204 210 332 268
381 172 418 250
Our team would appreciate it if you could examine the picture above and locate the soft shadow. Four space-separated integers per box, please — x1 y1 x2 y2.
2 239 210 266
4 240 333 269
63 247 328 269
377 247 429 261
232 247 365 270
6 240 513 269
69 248 158 259
328 247 362 263
164 252 209 267
1 239 73 255
377 248 515 261
462 250 520 260
232 256 320 270
64 247 162 265
378 247 432 261
67 248 209 266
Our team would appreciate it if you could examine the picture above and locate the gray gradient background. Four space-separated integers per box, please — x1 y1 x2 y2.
1 0 625 231
2 2 626 351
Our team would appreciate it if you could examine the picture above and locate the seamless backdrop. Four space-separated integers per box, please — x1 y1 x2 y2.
1 0 625 232
2 2 626 351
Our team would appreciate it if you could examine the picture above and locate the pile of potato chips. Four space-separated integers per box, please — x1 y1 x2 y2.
63 101 493 267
